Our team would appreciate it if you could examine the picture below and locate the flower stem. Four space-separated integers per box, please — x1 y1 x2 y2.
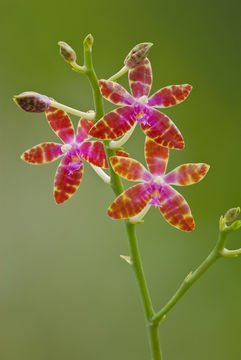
50 100 95 119
108 65 128 82
152 229 228 325
82 36 162 360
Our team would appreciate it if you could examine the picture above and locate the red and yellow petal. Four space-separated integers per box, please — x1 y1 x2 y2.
141 108 184 149
79 141 108 168
108 183 152 219
21 142 63 164
145 137 169 176
54 156 83 204
45 106 75 144
148 84 192 108
115 150 129 157
110 156 152 182
159 184 195 231
89 106 136 140
164 163 210 186
75 118 95 144
129 58 152 98
99 80 134 106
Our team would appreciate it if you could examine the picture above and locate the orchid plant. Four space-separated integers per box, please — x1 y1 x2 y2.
14 35 241 360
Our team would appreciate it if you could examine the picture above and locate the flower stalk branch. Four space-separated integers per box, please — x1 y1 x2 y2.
152 213 241 326
82 34 162 360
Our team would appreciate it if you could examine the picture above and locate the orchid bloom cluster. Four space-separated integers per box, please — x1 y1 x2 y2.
15 40 209 231
13 37 241 360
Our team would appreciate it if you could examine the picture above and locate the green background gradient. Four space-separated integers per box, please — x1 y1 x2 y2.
0 0 240 359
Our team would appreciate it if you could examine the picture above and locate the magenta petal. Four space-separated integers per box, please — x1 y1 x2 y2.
141 108 184 149
45 106 75 144
148 84 192 108
21 142 63 164
79 141 108 168
99 80 135 106
76 118 95 144
129 58 152 98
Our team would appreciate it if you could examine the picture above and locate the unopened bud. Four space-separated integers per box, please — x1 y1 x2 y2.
58 41 76 64
14 92 51 113
224 207 240 223
83 34 94 49
124 42 153 69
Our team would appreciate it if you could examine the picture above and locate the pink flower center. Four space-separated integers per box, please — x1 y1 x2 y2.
149 179 164 207
65 143 82 174
133 102 150 126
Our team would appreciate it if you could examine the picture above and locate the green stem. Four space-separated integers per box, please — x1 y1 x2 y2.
152 231 228 325
83 38 162 360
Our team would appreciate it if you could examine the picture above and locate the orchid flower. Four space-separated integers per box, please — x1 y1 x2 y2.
90 58 192 150
21 106 108 204
108 137 209 231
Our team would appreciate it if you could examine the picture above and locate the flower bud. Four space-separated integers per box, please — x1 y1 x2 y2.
224 207 240 223
14 92 51 113
58 41 76 64
124 42 153 69
83 34 94 50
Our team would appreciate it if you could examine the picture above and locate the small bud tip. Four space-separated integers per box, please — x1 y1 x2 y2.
224 207 240 223
58 41 76 64
124 42 153 69
84 34 94 49
14 91 51 113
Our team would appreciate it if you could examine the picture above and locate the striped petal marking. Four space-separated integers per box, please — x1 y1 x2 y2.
115 150 129 157
99 80 134 106
148 84 192 108
108 183 152 219
45 106 75 144
110 156 152 182
145 137 169 176
89 106 136 140
79 141 108 168
54 155 83 204
21 142 63 164
129 58 152 98
141 108 184 149
75 118 95 144
158 184 195 231
164 163 210 186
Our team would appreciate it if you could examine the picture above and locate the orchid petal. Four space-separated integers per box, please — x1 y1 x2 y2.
54 155 83 204
45 106 75 144
79 141 108 168
21 143 63 164
129 58 152 98
110 156 152 182
115 150 129 157
148 84 192 108
89 106 135 140
164 163 210 186
145 137 169 176
158 184 195 231
141 108 184 149
76 118 95 144
108 183 152 219
99 80 134 106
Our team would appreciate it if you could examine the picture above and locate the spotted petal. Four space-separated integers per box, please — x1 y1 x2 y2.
21 142 63 164
164 163 210 186
79 141 108 168
89 106 135 140
45 106 75 144
129 58 152 98
108 183 152 219
148 84 192 108
145 137 169 176
54 155 83 204
158 184 195 231
76 118 95 144
110 156 152 182
141 108 184 149
99 80 134 106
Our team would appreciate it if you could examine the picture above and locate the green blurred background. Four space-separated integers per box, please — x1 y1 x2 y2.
0 0 240 359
